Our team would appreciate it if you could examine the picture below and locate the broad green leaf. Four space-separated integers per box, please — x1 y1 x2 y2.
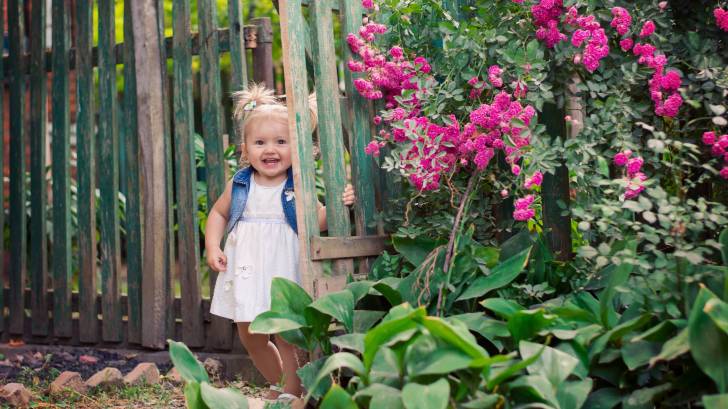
582 387 622 409
460 394 501 408
689 287 728 392
405 336 473 376
509 374 557 406
557 379 593 409
363 306 424 370
649 328 689 367
703 394 728 409
449 313 509 341
297 357 331 400
621 383 671 409
309 290 355 332
320 384 358 409
507 309 557 343
520 341 578 387
486 344 544 390
353 310 386 333
347 281 374 303
332 333 365 353
401 379 450 409
168 340 210 383
632 320 683 343
499 229 533 261
720 228 728 266
249 310 305 334
480 298 525 319
370 347 401 385
419 316 488 358
269 277 312 316
200 382 249 409
590 314 652 360
306 353 366 402
373 279 404 306
705 297 728 335
392 235 445 266
458 247 532 301
599 240 637 327
354 384 404 409
184 381 209 409
621 341 661 370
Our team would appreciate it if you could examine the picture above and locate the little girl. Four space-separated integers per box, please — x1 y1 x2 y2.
205 84 355 400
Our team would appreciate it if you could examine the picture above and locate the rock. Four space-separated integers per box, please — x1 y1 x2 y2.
0 383 31 407
58 351 75 362
49 371 88 396
203 358 223 378
79 355 99 365
164 367 183 384
85 367 123 390
123 362 160 386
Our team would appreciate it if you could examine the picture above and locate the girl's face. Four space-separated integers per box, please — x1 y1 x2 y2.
242 116 292 185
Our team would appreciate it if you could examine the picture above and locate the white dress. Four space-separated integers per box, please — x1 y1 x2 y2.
209 175 300 322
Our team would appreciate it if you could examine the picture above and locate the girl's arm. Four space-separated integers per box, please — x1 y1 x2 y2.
205 180 233 271
318 184 356 232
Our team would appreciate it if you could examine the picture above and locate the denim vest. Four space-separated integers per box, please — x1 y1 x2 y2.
225 167 298 235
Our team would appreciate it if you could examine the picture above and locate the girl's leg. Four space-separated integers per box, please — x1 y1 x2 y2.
274 334 304 396
236 322 283 385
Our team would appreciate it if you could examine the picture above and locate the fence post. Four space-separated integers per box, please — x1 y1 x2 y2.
132 0 170 349
251 17 274 90
0 0 5 334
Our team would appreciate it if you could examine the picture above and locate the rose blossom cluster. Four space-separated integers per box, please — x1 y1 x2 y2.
716 8 728 32
514 195 536 221
609 8 683 118
614 150 648 199
702 131 728 180
564 7 610 72
531 0 567 48
467 65 505 99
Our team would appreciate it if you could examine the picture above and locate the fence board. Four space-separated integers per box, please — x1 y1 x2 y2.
251 18 274 89
51 0 73 338
8 0 27 336
0 1 4 333
173 0 204 348
30 0 49 336
98 0 122 342
279 0 324 296
310 1 354 277
340 0 377 240
199 0 231 350
76 0 98 343
311 236 387 260
123 2 143 345
133 0 170 350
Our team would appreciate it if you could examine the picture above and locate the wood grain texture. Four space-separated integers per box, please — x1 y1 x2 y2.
310 236 387 260
0 1 4 332
251 18 274 89
132 0 170 350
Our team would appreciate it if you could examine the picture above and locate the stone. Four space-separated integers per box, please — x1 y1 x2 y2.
123 362 160 386
164 367 183 384
203 358 223 378
79 354 99 365
49 371 88 396
0 383 31 407
85 367 123 390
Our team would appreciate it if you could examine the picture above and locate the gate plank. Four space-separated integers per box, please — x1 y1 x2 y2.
310 1 355 277
279 0 324 296
310 236 387 260
0 1 4 333
8 0 27 335
251 18 274 89
198 0 231 350
98 0 122 342
30 0 49 336
123 1 143 345
51 0 73 337
173 0 204 348
76 0 98 343
132 0 170 350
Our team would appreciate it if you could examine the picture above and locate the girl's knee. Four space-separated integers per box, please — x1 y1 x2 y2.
237 323 268 351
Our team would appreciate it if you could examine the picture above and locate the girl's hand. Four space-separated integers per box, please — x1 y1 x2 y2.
206 247 227 272
342 184 356 206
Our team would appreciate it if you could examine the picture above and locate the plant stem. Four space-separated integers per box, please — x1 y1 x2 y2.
436 171 479 315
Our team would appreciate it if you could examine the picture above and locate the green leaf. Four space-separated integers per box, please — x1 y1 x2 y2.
460 394 501 408
583 387 622 409
621 341 661 370
200 382 249 409
331 333 365 353
689 287 728 392
353 310 386 333
480 298 525 319
486 344 544 390
249 310 305 334
306 353 366 402
508 374 556 406
363 306 424 370
705 297 728 336
347 281 375 303
297 357 332 400
373 279 404 306
599 240 637 327
590 314 652 360
703 394 728 409
184 382 209 409
507 309 556 343
392 236 445 266
649 328 689 367
269 277 312 316
499 230 533 261
520 341 579 387
320 384 358 409
309 290 355 332
556 379 593 409
458 247 532 301
405 336 474 376
401 379 450 409
354 384 404 409
621 383 671 409
720 228 728 266
419 316 488 358
168 340 210 383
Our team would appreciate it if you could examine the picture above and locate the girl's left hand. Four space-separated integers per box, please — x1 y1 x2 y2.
342 184 356 206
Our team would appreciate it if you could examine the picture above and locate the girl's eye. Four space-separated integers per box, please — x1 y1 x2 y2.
254 140 264 145
277 139 287 144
